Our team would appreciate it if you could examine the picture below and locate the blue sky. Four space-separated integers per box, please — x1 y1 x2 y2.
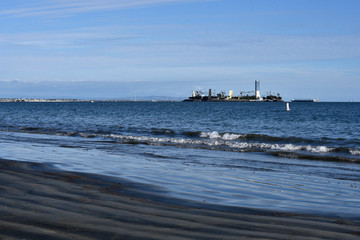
0 0 359 101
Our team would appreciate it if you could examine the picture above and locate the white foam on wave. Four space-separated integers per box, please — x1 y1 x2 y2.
223 133 243 140
103 133 335 155
200 131 242 140
107 134 203 146
306 145 332 153
226 142 332 153
278 144 302 151
276 144 332 153
350 149 360 155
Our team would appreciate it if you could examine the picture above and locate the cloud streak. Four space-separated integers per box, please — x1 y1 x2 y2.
1 27 142 48
1 26 359 64
0 0 208 18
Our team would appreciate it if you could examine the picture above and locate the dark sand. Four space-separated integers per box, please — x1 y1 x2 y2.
0 159 359 240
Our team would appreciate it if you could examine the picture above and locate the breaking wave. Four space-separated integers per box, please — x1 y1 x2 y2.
199 131 243 140
4 126 360 163
183 131 328 145
101 133 360 163
105 133 333 153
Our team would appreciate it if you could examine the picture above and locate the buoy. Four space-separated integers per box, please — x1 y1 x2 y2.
286 102 290 111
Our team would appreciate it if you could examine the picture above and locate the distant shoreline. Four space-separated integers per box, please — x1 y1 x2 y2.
0 98 179 103
0 98 357 103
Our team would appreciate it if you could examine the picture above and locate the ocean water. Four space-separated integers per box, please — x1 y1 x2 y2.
0 102 359 219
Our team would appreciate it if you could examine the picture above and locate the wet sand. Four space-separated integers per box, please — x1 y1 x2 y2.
0 159 359 240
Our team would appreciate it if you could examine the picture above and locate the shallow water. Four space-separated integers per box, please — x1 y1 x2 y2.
0 102 359 219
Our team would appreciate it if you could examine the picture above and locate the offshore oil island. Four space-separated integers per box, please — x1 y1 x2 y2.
184 80 283 102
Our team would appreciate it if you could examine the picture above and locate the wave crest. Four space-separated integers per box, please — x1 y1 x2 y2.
8 126 360 163
200 131 243 140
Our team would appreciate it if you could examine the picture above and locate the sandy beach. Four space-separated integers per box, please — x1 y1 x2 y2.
0 158 359 240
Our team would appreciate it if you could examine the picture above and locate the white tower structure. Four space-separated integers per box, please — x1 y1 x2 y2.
255 80 260 99
229 90 234 98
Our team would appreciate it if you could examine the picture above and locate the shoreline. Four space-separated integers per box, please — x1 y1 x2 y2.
0 158 359 239
0 99 179 103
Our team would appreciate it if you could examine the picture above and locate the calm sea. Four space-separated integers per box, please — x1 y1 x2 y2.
0 102 359 218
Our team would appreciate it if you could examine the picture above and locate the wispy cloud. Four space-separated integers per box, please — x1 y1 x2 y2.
0 25 144 48
1 25 360 64
102 33 360 65
0 0 209 18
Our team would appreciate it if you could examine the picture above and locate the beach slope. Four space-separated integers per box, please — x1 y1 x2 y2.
0 159 359 240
